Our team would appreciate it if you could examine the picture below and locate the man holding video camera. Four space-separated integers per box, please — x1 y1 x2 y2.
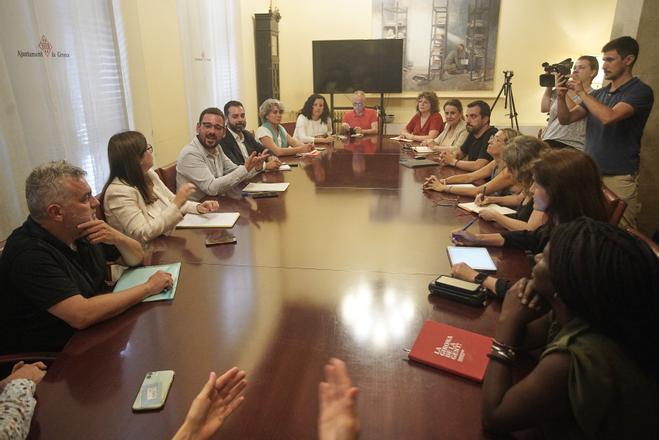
557 36 654 228
540 56 598 150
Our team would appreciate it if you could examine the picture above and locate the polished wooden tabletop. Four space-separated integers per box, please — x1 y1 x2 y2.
29 137 531 440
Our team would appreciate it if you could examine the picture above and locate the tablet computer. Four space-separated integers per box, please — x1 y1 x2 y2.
446 246 497 272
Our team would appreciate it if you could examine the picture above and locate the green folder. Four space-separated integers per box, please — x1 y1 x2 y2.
112 262 181 302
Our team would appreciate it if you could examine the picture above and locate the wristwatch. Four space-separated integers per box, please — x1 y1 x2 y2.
474 272 488 285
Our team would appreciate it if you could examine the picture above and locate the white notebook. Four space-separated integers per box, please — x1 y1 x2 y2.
458 202 516 215
243 182 290 192
176 212 240 228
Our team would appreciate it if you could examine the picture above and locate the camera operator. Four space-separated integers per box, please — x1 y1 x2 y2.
557 36 654 229
541 56 598 150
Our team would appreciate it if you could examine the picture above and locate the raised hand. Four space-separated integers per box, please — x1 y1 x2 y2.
173 367 247 440
174 183 197 208
319 358 360 440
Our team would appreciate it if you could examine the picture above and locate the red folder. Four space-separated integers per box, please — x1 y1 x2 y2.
409 320 491 382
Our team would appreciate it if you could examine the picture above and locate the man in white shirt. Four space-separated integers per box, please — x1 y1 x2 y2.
219 100 280 170
176 107 268 201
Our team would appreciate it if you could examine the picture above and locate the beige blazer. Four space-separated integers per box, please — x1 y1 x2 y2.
104 169 199 244
434 119 469 152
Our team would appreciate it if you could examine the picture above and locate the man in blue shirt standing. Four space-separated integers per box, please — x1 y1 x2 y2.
557 36 654 228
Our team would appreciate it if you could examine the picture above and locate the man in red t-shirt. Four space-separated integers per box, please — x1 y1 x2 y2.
340 90 379 135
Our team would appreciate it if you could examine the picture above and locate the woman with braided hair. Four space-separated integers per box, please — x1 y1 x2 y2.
481 217 659 438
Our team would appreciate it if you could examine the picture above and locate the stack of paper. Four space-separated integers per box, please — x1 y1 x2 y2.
113 262 181 302
176 212 240 228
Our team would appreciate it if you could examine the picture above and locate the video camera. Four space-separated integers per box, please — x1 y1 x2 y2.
539 58 573 87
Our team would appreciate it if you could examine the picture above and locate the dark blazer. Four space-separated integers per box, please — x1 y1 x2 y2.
220 129 266 165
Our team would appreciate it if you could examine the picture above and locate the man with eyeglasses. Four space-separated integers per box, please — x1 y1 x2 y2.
340 90 379 135
556 36 654 228
177 107 268 201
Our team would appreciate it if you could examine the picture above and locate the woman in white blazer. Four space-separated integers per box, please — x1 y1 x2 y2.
102 131 219 244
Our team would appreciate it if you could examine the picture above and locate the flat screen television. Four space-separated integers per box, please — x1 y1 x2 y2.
312 39 403 94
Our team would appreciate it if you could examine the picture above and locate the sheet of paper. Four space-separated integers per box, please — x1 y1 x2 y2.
458 202 516 215
243 182 290 193
176 212 240 229
113 262 181 302
446 247 497 271
278 164 292 171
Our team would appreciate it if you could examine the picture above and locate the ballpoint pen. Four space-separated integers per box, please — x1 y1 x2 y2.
459 216 479 231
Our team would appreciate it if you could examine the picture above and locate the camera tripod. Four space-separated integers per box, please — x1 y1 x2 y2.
491 70 519 131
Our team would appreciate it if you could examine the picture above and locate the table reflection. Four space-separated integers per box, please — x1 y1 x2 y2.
340 278 416 350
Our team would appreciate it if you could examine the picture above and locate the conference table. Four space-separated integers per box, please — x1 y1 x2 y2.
29 136 534 439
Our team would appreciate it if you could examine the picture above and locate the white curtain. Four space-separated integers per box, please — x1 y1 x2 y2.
177 0 241 133
0 0 128 238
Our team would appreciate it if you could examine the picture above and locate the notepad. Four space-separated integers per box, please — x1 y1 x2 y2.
412 146 433 154
458 202 516 215
243 182 290 192
447 246 497 272
113 262 181 302
176 212 240 228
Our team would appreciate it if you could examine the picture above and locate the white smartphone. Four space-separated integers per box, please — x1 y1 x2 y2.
132 370 175 411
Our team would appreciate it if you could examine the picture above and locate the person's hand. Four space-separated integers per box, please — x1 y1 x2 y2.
555 73 568 97
450 230 479 246
77 219 124 245
422 175 437 190
265 156 282 170
440 151 457 166
518 272 551 312
451 263 478 283
500 278 549 326
174 367 247 440
422 175 447 192
197 200 219 214
3 361 47 385
567 72 585 95
478 208 500 222
319 358 360 440
145 270 173 295
354 126 363 134
420 139 434 146
245 152 269 171
174 183 196 208
474 193 492 206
